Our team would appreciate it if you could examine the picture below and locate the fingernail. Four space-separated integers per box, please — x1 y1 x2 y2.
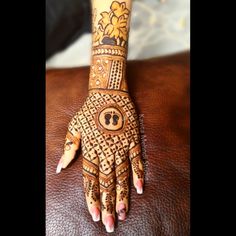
136 179 143 194
105 215 114 233
91 207 100 222
56 159 63 174
117 203 126 221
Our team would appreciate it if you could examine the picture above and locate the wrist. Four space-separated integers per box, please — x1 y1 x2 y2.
89 45 128 92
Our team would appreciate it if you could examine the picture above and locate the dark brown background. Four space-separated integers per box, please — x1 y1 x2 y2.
46 52 190 236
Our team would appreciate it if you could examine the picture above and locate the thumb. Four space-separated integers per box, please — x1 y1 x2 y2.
56 124 81 174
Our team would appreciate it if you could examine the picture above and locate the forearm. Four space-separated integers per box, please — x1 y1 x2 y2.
89 0 132 92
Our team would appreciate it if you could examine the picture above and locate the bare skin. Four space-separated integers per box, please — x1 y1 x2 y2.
56 0 144 233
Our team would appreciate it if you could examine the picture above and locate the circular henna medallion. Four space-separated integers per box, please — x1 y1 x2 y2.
98 106 124 132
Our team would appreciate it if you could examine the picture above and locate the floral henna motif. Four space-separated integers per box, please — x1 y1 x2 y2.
93 1 130 47
90 1 130 94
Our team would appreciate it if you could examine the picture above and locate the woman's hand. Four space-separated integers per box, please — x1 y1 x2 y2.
56 0 142 232
56 91 144 232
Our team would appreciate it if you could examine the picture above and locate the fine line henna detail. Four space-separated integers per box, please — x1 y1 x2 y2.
92 1 130 47
89 1 130 93
58 0 145 233
89 52 127 92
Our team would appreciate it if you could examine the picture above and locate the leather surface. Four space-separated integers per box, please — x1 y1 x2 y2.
46 52 190 236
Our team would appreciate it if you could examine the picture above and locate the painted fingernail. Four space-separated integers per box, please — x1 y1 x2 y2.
105 215 114 233
56 158 63 174
136 179 143 194
91 207 100 222
117 203 126 221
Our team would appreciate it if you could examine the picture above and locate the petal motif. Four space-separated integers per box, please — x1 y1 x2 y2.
99 12 111 30
111 1 129 18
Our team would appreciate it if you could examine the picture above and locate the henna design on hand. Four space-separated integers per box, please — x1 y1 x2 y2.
58 0 144 233
60 91 144 226
64 131 80 151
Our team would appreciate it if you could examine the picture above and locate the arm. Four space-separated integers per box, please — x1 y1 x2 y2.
57 0 144 233
89 0 131 93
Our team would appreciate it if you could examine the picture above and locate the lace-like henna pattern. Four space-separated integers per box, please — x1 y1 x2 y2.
83 174 100 203
92 45 126 58
90 1 130 94
100 187 116 214
89 51 127 92
116 175 129 202
131 156 143 179
60 1 144 229
72 92 141 215
129 145 144 179
83 158 100 205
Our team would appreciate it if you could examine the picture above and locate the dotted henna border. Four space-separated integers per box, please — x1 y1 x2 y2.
92 45 126 58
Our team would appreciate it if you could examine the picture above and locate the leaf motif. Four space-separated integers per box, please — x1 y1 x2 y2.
111 15 118 25
98 11 110 30
104 24 114 36
119 27 127 41
93 26 104 43
94 1 130 46
110 28 119 39
117 16 127 28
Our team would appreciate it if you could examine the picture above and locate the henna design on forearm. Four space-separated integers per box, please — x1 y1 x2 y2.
92 1 130 47
89 55 127 92
89 1 130 93
92 45 126 58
